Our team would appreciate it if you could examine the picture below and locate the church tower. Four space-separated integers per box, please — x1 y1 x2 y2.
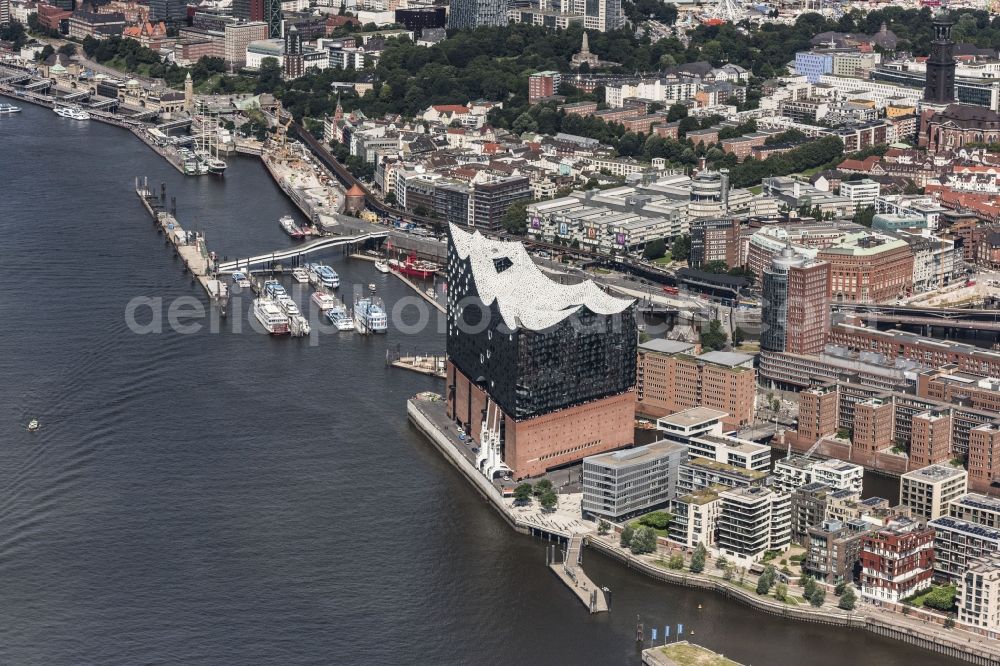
924 12 956 104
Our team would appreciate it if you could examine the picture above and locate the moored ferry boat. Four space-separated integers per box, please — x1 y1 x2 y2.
311 291 338 311
388 251 440 280
325 305 355 331
292 267 309 283
374 260 390 273
54 106 90 120
263 279 286 298
279 215 305 238
354 296 387 334
311 264 339 289
276 295 300 317
253 299 290 335
0 103 21 114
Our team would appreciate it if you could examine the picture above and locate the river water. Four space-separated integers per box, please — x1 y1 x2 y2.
0 100 961 665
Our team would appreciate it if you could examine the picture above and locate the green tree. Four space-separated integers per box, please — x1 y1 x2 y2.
502 200 529 235
540 489 558 511
598 519 610 535
57 43 77 57
513 483 533 504
668 553 685 569
834 581 846 596
630 526 657 554
690 543 707 573
838 586 857 610
638 511 672 530
809 588 826 607
775 582 788 601
732 326 746 346
666 103 688 122
700 319 728 351
671 234 691 262
853 205 875 228
803 576 818 600
923 585 957 612
533 479 553 496
722 564 734 581
620 523 635 548
643 238 667 260
756 575 771 595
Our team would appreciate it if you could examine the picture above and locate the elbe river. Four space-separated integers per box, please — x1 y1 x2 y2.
0 99 959 664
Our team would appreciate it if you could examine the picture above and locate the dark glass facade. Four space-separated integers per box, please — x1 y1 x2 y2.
446 231 637 420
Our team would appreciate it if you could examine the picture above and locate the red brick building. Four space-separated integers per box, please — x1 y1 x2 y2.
920 104 1000 153
528 71 560 104
852 397 895 454
786 259 831 355
816 234 913 303
37 4 73 33
721 133 769 161
909 410 953 468
797 383 839 443
860 519 935 603
969 424 1000 494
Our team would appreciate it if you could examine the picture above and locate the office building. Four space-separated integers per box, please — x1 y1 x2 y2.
668 486 722 548
761 249 830 355
957 558 1000 634
806 518 873 584
233 0 264 22
816 232 913 304
224 21 267 67
528 71 561 104
716 486 791 565
690 217 740 269
797 383 839 443
581 440 687 521
840 179 880 209
929 516 1000 583
469 176 531 233
448 0 507 29
852 397 895 454
900 465 968 521
446 225 637 479
949 493 1000 529
149 0 186 24
0 0 9 26
860 518 935 603
636 341 756 430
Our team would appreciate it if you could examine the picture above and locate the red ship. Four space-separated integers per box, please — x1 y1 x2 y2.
388 251 440 280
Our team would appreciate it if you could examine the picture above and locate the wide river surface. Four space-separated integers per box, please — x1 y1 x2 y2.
0 99 961 665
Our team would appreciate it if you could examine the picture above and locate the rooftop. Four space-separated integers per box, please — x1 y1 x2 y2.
638 338 697 355
697 350 754 368
449 224 633 331
902 464 967 483
586 440 687 468
683 457 768 481
951 492 1000 512
657 407 728 429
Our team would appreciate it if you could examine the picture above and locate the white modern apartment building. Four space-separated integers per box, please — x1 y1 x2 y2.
929 515 1000 583
717 486 792 565
668 486 722 549
840 178 880 210
773 455 865 494
950 493 1000 529
957 557 1000 635
900 465 969 522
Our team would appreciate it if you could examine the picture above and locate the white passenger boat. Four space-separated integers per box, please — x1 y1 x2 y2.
292 267 310 283
311 291 338 311
374 260 390 273
253 299 290 335
354 296 387 334
54 106 90 120
325 305 355 331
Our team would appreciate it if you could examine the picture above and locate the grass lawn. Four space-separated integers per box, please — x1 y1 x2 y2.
653 253 672 265
747 185 763 195
590 267 612 274
195 74 224 94
794 165 824 178
658 643 740 666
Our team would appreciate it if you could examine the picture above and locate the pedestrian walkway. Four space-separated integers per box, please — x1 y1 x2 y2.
549 535 609 614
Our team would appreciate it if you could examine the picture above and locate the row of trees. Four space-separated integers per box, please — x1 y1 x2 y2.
513 479 558 511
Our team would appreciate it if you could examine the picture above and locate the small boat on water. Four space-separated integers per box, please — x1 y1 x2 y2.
325 305 355 331
280 215 305 238
54 106 90 120
27 419 39 432
374 260 390 274
368 283 377 292
0 103 21 114
277 295 300 317
292 267 309 283
263 279 286 298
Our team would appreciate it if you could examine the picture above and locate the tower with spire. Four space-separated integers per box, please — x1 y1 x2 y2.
183 71 193 113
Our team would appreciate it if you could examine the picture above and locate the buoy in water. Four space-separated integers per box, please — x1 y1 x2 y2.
26 419 39 432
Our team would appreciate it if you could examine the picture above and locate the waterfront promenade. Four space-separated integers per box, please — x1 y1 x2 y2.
409 391 1000 666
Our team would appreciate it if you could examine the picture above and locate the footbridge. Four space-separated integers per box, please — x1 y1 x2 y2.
217 231 389 273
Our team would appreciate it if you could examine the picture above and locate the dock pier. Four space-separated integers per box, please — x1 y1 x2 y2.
549 535 610 614
135 177 229 313
386 349 446 378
